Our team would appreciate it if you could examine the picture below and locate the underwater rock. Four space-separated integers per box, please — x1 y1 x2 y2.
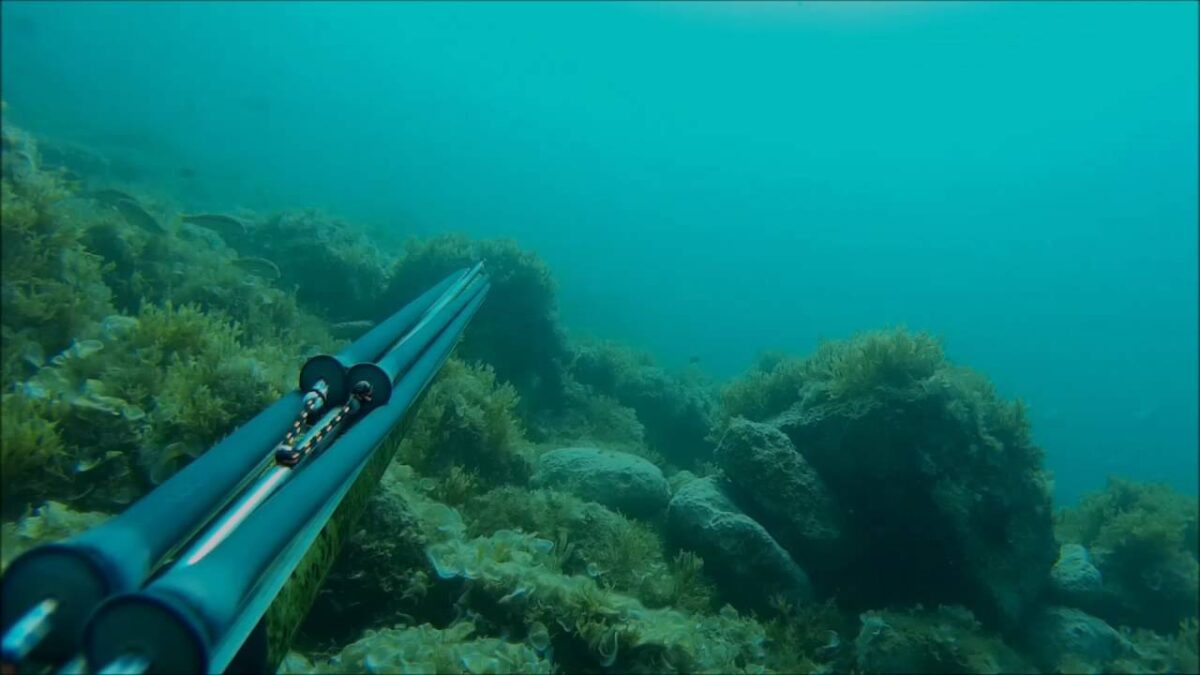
1023 606 1130 671
531 447 669 518
249 208 392 323
666 477 812 611
570 338 716 467
745 329 1057 632
1049 543 1104 606
714 417 843 571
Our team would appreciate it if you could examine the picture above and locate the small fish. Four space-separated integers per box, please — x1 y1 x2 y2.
115 198 164 233
232 256 281 279
330 319 375 339
86 187 139 205
181 213 248 239
178 166 196 179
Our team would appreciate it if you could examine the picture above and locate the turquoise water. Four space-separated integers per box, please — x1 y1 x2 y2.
1 0 1195 505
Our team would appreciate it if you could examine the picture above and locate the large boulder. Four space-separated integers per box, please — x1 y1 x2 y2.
714 417 843 572
531 447 669 518
665 477 811 611
1023 606 1130 671
726 329 1057 631
1049 543 1104 610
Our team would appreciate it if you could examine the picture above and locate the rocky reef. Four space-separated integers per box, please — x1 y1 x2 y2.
2 113 1196 674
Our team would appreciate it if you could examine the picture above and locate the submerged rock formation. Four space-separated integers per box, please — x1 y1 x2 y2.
531 446 669 518
713 417 843 574
720 328 1057 632
665 476 812 612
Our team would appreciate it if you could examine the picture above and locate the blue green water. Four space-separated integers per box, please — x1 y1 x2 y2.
2 0 1195 504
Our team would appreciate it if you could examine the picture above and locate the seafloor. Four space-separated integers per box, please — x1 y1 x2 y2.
0 110 1196 674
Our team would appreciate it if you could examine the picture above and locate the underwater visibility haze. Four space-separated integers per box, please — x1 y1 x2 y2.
0 2 1197 674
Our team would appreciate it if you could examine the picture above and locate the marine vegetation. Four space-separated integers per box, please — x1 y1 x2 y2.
396 357 531 491
462 486 716 612
424 528 770 673
529 375 648 454
3 116 1196 675
0 501 109 571
569 337 717 468
308 621 553 674
1055 477 1199 633
717 327 1055 632
233 208 395 323
852 605 1031 674
1 135 113 383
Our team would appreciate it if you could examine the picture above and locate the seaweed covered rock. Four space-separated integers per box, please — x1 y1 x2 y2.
2 126 114 387
570 338 716 466
666 477 812 612
531 447 669 518
853 605 1030 674
1049 543 1104 608
79 202 334 351
462 486 714 612
397 358 530 491
1021 606 1131 672
311 621 552 674
381 234 568 412
529 375 647 452
1109 620 1200 675
725 328 1056 631
425 528 770 673
238 208 394 323
1055 477 1199 632
713 417 843 573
